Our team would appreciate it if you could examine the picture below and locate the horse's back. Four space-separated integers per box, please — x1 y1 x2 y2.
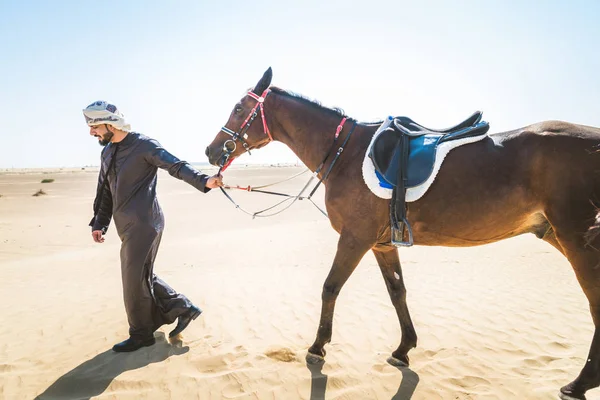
506 120 600 139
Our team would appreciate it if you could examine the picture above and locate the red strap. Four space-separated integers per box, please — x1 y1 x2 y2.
260 104 272 141
241 101 261 129
247 88 269 102
221 157 234 172
335 117 347 139
247 91 262 102
243 89 272 141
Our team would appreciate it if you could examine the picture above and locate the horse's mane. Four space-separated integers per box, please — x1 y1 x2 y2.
269 86 384 126
269 86 346 119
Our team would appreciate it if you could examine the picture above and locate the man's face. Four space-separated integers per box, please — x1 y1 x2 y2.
89 124 114 146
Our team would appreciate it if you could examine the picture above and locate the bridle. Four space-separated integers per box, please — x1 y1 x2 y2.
218 88 272 170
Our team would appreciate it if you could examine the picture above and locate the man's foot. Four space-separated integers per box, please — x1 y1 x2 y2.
169 305 202 338
112 336 156 352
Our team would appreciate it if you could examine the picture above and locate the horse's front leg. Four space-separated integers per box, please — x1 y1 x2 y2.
306 231 373 364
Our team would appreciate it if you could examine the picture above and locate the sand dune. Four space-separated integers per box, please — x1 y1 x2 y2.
0 166 596 399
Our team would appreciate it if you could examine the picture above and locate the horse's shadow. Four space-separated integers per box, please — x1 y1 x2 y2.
307 361 419 400
35 332 189 400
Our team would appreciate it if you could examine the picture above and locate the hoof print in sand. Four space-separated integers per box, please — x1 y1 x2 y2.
264 347 298 362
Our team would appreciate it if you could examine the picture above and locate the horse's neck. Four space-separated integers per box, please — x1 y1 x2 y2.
271 98 343 172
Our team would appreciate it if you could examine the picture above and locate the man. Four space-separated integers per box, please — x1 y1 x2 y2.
84 100 223 352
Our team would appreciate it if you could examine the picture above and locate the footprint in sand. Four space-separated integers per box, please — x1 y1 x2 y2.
0 364 15 373
548 341 571 351
194 345 250 374
264 347 298 362
372 363 389 373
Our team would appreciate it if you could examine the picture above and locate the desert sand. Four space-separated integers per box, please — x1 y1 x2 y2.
0 166 596 399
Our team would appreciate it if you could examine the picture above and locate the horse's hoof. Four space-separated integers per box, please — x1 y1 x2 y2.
306 352 325 365
387 356 409 368
559 385 586 400
559 393 586 400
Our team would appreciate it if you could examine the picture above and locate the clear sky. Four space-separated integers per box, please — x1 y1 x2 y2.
1 0 599 168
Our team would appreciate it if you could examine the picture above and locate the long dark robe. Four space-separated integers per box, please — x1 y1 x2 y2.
90 132 210 339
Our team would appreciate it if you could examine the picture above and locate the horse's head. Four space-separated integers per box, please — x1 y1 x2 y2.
206 67 274 168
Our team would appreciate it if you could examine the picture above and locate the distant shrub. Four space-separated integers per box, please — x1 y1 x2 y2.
33 189 47 196
41 179 54 183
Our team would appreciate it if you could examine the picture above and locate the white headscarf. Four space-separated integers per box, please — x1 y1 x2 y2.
83 101 131 132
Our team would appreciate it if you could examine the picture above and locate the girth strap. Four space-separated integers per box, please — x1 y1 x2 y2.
391 133 413 246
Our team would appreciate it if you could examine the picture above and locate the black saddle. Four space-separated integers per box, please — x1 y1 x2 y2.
368 111 490 246
395 110 483 134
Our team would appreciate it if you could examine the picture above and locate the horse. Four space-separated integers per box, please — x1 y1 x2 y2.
205 67 600 400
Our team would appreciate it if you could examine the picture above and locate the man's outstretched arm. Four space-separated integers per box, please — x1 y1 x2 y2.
144 139 222 192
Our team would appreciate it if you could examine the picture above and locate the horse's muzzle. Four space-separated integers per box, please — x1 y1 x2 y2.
205 146 221 167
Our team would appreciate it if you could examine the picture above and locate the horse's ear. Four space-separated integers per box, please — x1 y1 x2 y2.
253 67 272 95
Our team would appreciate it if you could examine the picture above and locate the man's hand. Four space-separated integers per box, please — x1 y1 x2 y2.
205 174 224 189
92 230 105 243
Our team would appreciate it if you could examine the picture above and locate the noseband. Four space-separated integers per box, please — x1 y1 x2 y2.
219 89 272 168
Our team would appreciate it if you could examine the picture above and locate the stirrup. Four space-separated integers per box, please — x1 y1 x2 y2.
391 218 414 247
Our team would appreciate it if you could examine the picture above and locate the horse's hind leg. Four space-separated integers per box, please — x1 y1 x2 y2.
546 211 600 399
557 247 600 400
373 245 417 367
306 231 373 364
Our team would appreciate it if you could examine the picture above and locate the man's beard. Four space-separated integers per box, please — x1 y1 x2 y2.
97 131 114 146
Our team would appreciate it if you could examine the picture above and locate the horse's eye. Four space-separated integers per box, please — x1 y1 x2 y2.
234 105 243 114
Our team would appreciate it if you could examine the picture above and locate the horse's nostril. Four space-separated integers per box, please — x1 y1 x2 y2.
205 146 210 157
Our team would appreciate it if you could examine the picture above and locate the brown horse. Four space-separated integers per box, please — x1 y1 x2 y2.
205 67 600 400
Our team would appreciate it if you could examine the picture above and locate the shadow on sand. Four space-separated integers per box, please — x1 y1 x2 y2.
35 332 188 400
307 360 419 400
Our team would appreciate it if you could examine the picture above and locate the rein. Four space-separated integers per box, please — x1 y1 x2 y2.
218 117 358 219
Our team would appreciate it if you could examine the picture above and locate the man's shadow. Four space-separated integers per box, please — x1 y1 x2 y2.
35 332 189 400
307 361 419 400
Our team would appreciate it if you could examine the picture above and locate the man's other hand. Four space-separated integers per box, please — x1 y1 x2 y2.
92 230 105 243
